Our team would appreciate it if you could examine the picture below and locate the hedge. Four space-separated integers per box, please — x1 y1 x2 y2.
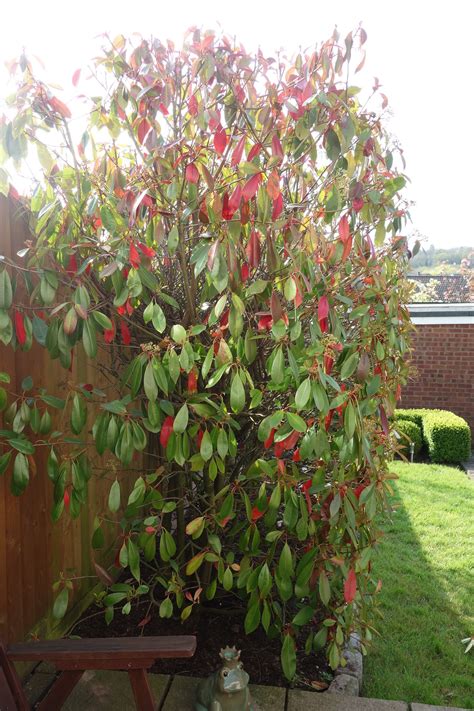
394 419 423 456
395 409 471 464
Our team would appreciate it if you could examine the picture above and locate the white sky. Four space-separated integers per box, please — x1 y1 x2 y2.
1 0 473 250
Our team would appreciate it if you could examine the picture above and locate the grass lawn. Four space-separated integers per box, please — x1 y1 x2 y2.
363 462 474 708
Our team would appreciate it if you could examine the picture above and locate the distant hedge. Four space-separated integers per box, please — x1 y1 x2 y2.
395 409 471 463
394 419 423 456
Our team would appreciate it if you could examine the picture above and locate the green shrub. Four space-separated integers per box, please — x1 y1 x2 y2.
422 410 471 463
395 409 471 463
394 419 422 456
394 409 427 428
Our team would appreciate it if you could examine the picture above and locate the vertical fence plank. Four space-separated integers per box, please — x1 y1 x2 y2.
0 195 129 644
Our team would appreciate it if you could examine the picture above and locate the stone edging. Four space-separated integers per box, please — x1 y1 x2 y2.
327 632 363 696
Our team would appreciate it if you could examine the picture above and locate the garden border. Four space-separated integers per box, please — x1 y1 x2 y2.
327 633 363 696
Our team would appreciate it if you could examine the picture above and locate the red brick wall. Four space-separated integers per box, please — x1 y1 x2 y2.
400 323 474 433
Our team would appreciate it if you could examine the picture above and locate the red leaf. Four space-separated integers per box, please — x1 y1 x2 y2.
137 118 151 145
318 296 329 332
214 125 228 155
342 235 353 261
222 193 233 221
63 489 70 512
251 506 265 522
187 370 198 393
354 484 366 500
324 410 334 431
338 215 350 242
14 311 26 345
264 428 275 450
207 240 219 270
228 185 242 216
49 96 71 119
352 197 364 213
160 416 174 448
72 69 81 86
247 143 262 161
188 94 198 116
104 321 116 344
257 314 273 331
185 163 200 184
242 173 262 201
137 242 155 258
196 429 204 448
281 430 300 451
344 568 357 604
66 254 78 275
231 135 246 166
292 448 301 462
294 276 303 307
324 354 334 375
129 243 141 269
240 262 249 282
272 134 283 159
120 321 131 345
158 103 169 116
246 230 261 269
272 193 283 220
379 405 389 435
267 170 280 199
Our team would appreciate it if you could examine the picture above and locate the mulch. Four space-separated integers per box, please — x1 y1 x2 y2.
71 591 332 690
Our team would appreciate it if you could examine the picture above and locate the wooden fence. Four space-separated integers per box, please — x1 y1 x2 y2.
0 195 125 644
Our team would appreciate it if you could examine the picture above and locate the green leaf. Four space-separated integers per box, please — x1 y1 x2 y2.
230 371 245 413
0 270 13 309
344 402 356 439
271 347 285 384
127 539 140 582
167 225 179 254
281 633 296 680
11 452 29 495
173 403 189 433
341 352 359 380
244 601 260 634
171 324 186 344
144 361 158 402
108 479 121 513
200 430 213 461
295 377 311 410
53 587 69 620
292 605 315 626
286 412 307 432
82 319 97 358
21 376 33 391
100 206 117 233
186 550 206 575
319 571 330 606
152 303 166 333
0 451 11 475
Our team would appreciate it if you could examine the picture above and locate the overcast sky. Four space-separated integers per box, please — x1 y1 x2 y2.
1 0 472 250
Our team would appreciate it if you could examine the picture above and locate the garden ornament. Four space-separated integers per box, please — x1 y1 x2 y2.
195 646 255 711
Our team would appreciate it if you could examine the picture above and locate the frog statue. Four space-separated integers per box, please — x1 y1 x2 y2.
195 646 255 711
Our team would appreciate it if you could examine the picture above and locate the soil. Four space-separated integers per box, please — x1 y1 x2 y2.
71 591 332 690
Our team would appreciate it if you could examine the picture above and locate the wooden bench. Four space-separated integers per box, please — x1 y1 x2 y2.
1 635 196 710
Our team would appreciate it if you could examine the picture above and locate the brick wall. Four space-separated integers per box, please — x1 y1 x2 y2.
401 323 474 433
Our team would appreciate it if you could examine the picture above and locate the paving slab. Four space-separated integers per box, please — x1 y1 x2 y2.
23 663 57 705
288 690 408 711
162 675 198 710
162 675 286 710
411 705 469 711
61 670 169 710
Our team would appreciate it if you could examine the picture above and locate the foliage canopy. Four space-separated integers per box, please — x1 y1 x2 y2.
0 27 412 678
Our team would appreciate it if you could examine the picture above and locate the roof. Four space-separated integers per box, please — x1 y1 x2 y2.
408 274 472 303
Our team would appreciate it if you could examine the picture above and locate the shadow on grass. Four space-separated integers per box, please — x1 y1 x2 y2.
363 462 474 709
